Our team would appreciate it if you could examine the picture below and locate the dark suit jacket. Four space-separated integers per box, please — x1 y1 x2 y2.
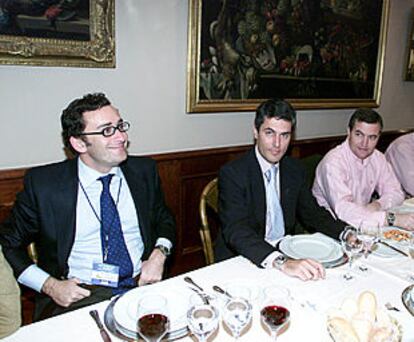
215 148 345 266
0 156 176 281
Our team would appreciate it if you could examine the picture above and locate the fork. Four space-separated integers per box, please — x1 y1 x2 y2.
385 302 400 312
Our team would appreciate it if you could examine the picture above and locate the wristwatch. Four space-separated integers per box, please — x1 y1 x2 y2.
155 245 171 257
273 254 287 270
386 211 396 226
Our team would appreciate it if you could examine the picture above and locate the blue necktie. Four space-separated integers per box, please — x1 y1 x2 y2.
99 174 135 293
265 165 285 241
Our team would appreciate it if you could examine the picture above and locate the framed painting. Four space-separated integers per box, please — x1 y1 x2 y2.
0 0 114 68
187 0 389 113
405 9 414 81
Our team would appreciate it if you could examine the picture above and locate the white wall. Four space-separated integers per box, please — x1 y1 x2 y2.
0 0 413 170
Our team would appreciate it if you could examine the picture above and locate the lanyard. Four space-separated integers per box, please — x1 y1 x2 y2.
79 177 122 261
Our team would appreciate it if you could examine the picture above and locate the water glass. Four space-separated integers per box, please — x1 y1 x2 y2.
340 226 363 281
222 296 252 341
187 303 219 342
358 220 380 258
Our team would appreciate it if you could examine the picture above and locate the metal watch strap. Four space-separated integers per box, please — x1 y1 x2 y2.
273 254 287 270
386 211 395 226
155 245 170 257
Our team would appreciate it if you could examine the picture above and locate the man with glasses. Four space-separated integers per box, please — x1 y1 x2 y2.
312 108 414 230
0 93 176 320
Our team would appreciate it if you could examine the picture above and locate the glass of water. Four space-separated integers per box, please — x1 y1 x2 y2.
222 294 252 341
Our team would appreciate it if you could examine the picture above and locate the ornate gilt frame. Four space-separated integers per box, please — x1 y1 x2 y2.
405 9 414 81
0 0 115 68
187 0 389 113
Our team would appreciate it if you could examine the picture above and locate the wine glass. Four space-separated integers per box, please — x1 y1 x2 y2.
358 220 380 258
137 294 170 342
222 292 252 341
407 232 414 281
187 303 219 342
260 286 291 341
340 226 363 281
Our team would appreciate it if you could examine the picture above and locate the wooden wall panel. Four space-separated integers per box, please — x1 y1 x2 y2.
0 130 412 277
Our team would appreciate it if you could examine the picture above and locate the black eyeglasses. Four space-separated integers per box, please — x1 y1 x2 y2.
79 121 130 137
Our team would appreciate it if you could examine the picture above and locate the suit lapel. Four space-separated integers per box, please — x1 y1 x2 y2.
248 150 267 233
55 159 78 273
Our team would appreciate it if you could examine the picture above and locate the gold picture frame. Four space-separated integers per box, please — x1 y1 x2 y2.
0 0 114 68
405 9 414 81
187 0 389 113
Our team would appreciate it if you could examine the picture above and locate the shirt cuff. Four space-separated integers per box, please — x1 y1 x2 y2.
261 251 283 269
155 238 172 252
18 264 50 293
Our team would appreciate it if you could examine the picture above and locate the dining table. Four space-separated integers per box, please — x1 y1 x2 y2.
3 233 414 342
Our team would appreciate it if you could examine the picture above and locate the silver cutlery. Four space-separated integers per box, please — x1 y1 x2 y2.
212 285 233 299
385 302 400 312
90 310 112 342
184 276 210 304
378 240 409 257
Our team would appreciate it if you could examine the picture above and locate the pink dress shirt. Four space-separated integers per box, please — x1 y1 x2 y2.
312 139 404 227
385 133 414 197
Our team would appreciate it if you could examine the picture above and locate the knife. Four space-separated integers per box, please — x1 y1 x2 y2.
89 310 112 342
378 240 409 257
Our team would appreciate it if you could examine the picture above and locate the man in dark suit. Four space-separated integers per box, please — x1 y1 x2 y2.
0 93 175 320
215 99 344 281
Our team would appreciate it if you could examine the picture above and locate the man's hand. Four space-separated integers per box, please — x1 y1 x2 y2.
394 213 414 231
138 248 166 286
280 259 325 281
41 277 90 307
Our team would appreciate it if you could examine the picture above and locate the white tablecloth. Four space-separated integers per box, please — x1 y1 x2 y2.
4 255 414 341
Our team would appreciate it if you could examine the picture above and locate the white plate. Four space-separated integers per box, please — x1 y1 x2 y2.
382 227 410 246
113 285 192 333
372 243 404 258
279 234 342 263
403 197 414 207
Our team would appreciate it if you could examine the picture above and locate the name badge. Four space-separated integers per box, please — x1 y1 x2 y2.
91 262 119 288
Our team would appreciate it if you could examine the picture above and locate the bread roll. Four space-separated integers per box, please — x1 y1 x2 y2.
341 298 358 319
358 291 377 321
328 317 359 342
351 315 372 342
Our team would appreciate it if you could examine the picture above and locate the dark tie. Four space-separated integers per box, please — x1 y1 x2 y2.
99 174 135 293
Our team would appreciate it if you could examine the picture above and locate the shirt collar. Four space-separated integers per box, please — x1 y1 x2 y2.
255 145 279 176
78 158 121 188
344 138 376 167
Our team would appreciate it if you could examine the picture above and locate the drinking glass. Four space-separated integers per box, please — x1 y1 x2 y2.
358 220 380 258
187 303 219 342
137 294 170 342
260 286 291 341
222 295 252 341
340 226 363 281
407 232 414 281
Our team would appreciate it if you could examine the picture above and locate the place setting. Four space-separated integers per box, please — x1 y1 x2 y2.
278 232 347 269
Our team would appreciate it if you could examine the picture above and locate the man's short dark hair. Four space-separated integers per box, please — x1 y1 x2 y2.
348 108 383 131
254 99 297 131
61 93 111 154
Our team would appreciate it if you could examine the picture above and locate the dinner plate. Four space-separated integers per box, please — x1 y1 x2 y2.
279 234 343 264
104 295 188 341
112 285 192 335
371 243 404 258
403 197 414 207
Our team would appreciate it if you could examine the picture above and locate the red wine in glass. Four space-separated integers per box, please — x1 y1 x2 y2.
137 313 169 342
261 305 290 340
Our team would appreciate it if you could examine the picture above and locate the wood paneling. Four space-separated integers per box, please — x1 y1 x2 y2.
0 129 412 276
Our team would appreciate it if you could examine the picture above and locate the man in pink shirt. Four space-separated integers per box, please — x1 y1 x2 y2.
312 108 414 230
385 132 414 197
